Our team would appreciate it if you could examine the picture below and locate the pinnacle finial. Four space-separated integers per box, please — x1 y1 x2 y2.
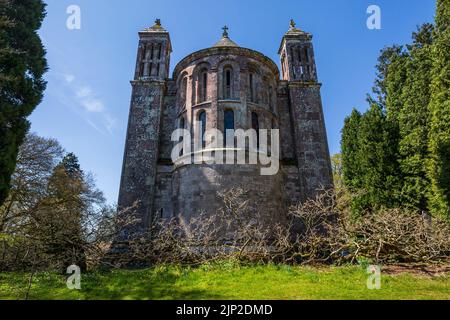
222 25 229 38
290 19 296 29
155 18 161 27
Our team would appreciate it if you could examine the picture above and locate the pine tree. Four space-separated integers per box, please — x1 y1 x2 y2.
428 0 450 219
0 0 48 206
398 24 434 211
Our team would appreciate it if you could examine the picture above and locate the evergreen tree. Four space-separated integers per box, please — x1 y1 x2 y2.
61 152 82 179
369 45 407 119
341 109 362 192
398 24 434 211
355 104 400 211
428 0 450 219
0 0 48 206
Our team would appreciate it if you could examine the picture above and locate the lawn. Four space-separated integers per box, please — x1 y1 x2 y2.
0 262 449 300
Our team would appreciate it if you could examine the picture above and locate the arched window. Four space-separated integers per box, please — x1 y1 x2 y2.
180 77 188 108
224 109 235 147
139 63 145 77
249 73 255 102
199 69 208 103
198 111 206 148
223 67 233 99
148 62 153 77
179 117 185 156
251 112 260 149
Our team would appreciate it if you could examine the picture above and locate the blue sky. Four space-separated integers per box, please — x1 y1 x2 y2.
31 0 436 204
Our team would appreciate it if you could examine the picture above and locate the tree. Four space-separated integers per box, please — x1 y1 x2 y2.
0 133 63 234
330 153 344 191
0 134 105 271
341 109 362 192
355 104 401 211
34 153 104 271
398 24 434 211
0 0 48 206
369 45 407 119
428 0 450 219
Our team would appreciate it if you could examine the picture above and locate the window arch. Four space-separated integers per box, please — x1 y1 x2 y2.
251 112 260 149
198 69 208 103
180 117 185 129
223 67 233 99
180 77 188 108
198 110 206 148
224 109 235 147
249 73 255 102
178 117 185 156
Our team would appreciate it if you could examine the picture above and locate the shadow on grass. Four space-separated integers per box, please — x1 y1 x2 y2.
1 268 222 300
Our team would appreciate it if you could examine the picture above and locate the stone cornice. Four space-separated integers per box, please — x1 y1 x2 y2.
130 79 166 86
288 81 322 88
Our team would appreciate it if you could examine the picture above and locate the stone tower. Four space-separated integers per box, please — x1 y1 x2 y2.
278 20 333 201
118 19 333 235
118 19 172 233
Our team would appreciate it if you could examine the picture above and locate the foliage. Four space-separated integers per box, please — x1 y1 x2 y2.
0 0 48 207
0 133 114 272
398 24 434 211
341 2 450 218
428 0 450 219
342 105 400 212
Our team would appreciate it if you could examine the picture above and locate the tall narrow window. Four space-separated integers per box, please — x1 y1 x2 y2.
156 63 160 76
281 56 286 79
304 47 309 63
251 112 260 149
224 68 232 99
199 70 208 103
224 109 235 147
148 62 153 76
139 63 145 77
158 44 162 59
142 46 147 61
180 77 188 108
249 73 254 102
198 111 206 148
179 117 185 156
180 117 185 129
150 44 154 60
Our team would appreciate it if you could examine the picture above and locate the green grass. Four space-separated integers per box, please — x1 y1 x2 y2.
0 262 448 300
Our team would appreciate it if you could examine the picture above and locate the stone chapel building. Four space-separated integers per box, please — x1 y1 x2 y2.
118 19 333 231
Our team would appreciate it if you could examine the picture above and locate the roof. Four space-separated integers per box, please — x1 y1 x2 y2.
213 26 239 47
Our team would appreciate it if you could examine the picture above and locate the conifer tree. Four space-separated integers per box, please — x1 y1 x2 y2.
355 104 400 211
428 0 450 219
341 109 362 192
0 0 48 206
398 24 434 211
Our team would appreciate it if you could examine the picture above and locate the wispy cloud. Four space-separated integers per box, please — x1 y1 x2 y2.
56 72 117 135
63 73 75 84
